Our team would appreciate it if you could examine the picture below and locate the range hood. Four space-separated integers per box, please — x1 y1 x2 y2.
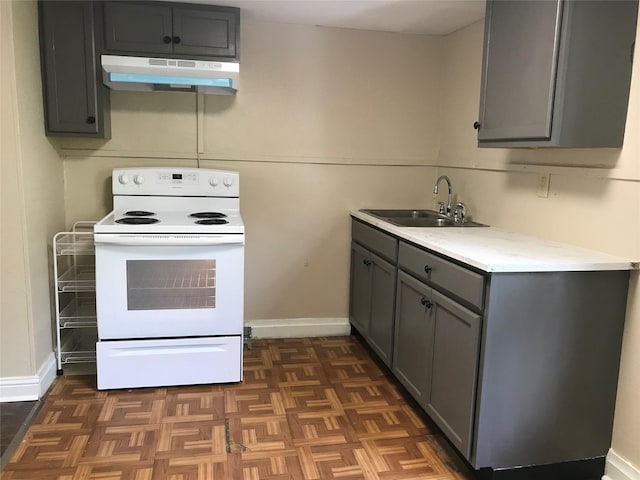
101 55 239 95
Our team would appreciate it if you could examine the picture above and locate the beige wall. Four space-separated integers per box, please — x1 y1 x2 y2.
61 21 444 322
1 1 32 378
439 19 640 470
0 0 65 379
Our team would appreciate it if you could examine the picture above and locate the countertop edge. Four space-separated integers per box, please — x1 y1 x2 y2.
350 210 635 273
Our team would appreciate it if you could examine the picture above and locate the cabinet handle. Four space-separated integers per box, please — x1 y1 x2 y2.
473 121 481 130
86 116 96 124
363 259 372 267
163 35 172 44
172 36 181 44
421 297 433 309
424 265 432 274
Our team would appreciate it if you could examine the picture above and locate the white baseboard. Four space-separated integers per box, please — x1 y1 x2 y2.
0 353 57 402
604 449 640 480
246 317 350 339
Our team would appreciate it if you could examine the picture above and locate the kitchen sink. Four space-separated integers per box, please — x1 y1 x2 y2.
361 209 486 227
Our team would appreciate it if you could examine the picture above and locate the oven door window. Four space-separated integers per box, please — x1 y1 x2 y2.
127 259 216 310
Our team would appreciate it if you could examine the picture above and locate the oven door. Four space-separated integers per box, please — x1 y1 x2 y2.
95 241 243 339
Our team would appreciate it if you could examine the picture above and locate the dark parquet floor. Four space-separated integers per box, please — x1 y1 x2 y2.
1 336 474 479
0 402 38 458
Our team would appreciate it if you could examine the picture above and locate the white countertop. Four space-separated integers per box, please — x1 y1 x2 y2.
351 210 635 273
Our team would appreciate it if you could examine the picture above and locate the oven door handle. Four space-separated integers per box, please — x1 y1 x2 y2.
94 234 245 246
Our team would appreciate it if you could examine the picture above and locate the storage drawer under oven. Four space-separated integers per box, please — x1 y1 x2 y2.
96 336 242 389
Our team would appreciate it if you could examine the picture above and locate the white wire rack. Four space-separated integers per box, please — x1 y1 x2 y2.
52 221 97 373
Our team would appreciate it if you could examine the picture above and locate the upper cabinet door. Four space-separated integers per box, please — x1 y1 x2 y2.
476 0 638 148
478 0 562 142
103 2 173 55
173 7 239 58
39 1 109 137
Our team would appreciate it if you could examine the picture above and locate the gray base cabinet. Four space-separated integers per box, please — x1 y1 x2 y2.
38 1 110 138
350 222 397 366
472 271 628 469
349 218 630 476
394 254 481 460
477 0 638 148
103 1 240 60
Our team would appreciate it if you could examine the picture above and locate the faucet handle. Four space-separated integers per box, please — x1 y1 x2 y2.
454 202 467 223
437 201 446 215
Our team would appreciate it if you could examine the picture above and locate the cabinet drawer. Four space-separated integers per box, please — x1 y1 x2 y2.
399 242 484 311
352 220 397 263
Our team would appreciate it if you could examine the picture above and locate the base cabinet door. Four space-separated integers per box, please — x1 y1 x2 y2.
392 271 434 406
426 290 481 460
349 242 396 366
350 242 372 335
367 254 396 365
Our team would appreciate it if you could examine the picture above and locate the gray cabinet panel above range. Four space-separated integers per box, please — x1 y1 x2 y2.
103 1 240 60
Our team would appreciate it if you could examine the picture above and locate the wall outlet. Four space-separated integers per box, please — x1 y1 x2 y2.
537 173 550 198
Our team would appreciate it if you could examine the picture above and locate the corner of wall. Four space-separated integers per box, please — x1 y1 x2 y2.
0 353 56 402
604 450 640 480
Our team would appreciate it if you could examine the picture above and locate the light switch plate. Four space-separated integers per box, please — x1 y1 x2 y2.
537 173 550 198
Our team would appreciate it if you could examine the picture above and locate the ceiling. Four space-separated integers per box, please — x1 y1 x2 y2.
181 0 486 35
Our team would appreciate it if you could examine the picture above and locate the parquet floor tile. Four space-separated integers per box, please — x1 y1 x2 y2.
1 336 475 480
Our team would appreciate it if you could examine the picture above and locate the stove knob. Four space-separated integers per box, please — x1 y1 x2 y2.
209 177 220 187
223 177 233 187
118 174 130 185
133 175 145 185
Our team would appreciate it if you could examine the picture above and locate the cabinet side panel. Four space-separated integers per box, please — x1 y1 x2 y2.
472 271 629 469
555 0 638 147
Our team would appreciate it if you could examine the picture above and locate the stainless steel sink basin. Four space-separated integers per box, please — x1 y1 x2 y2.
361 209 486 228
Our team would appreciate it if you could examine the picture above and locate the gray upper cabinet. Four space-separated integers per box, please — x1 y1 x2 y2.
38 1 110 137
477 0 638 148
103 1 240 60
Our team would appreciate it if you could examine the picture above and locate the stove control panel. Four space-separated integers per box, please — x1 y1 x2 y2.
112 167 239 197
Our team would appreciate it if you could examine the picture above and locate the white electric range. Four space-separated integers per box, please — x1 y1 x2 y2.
93 167 245 390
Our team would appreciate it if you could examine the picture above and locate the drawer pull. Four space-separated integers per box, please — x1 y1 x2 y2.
424 265 432 274
421 297 433 309
363 259 372 267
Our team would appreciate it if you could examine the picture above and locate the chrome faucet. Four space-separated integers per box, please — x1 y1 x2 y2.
433 175 453 216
